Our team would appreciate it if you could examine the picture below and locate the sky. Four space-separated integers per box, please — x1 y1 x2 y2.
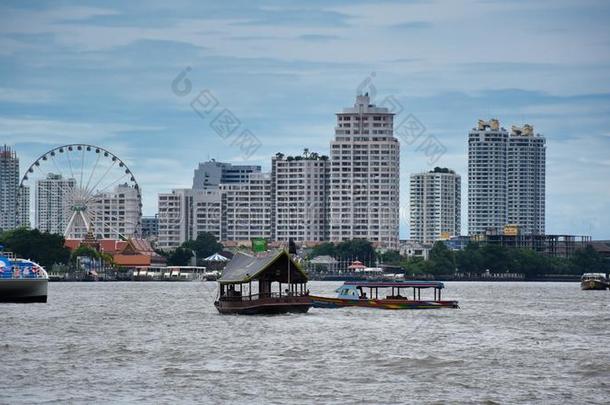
1 0 609 239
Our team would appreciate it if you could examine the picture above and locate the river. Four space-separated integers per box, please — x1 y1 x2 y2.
1 281 609 404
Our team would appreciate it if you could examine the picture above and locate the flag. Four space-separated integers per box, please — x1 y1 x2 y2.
251 238 267 253
288 238 297 255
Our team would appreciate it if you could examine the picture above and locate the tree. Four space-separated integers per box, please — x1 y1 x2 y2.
336 239 376 265
70 245 100 263
379 250 402 265
428 241 455 275
309 242 337 258
168 247 193 266
0 228 70 268
182 232 224 264
570 245 608 273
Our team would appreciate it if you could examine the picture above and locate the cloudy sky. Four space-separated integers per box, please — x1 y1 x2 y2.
1 0 609 239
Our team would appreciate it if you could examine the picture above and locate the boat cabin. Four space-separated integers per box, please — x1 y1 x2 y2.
214 250 311 315
343 281 448 301
310 280 458 310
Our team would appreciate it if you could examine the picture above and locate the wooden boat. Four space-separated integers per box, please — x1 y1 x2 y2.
310 281 458 310
580 273 608 290
214 250 311 315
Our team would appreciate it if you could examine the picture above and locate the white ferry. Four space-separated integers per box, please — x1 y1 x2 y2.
0 251 48 303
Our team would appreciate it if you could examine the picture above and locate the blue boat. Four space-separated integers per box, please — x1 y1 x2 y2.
0 253 48 303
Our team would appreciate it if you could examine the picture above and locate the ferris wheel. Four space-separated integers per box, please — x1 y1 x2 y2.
16 144 142 240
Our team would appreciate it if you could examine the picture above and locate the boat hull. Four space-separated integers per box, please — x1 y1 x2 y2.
214 296 312 315
0 279 48 303
581 280 608 290
310 295 458 310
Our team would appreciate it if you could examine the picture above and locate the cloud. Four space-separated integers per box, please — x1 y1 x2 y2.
389 21 432 30
0 117 164 145
0 88 58 104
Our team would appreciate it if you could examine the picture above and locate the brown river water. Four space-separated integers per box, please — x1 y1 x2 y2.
1 281 609 404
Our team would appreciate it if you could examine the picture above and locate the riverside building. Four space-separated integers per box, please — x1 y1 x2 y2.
35 173 76 234
468 119 509 235
329 94 400 249
193 160 261 190
410 168 461 243
271 150 330 244
0 145 20 231
220 172 271 242
468 119 546 236
508 124 545 235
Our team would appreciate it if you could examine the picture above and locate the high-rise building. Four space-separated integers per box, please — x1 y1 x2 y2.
468 119 546 236
221 172 271 242
157 188 193 250
192 189 222 242
329 94 400 249
18 185 30 229
508 124 545 235
271 151 330 244
410 168 461 243
141 214 159 240
192 160 261 190
89 183 141 239
468 119 508 235
35 173 76 234
0 145 20 232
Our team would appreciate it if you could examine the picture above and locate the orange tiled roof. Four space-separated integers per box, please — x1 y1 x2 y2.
113 254 151 266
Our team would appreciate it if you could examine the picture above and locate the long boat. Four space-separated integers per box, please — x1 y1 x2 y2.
0 253 48 303
214 250 311 315
310 281 458 310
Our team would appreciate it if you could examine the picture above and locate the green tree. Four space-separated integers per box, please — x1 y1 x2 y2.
309 242 337 258
428 241 455 275
182 232 224 264
0 228 70 268
379 250 402 265
570 245 608 273
167 247 193 266
336 239 376 265
70 245 100 263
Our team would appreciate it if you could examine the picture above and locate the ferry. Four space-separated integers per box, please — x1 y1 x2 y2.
580 273 608 290
310 281 458 310
214 250 311 315
0 252 48 303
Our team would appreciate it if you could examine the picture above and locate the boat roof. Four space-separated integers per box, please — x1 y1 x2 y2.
344 281 445 289
218 250 307 284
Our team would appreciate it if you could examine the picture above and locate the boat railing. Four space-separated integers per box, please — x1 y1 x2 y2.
220 292 308 302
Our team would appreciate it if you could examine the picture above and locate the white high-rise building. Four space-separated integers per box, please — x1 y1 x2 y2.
192 189 222 242
193 160 261 190
329 94 400 249
221 172 271 242
410 168 461 243
89 183 141 239
157 189 194 250
35 173 76 234
508 124 545 235
468 119 546 236
271 151 330 244
468 119 508 235
0 145 20 232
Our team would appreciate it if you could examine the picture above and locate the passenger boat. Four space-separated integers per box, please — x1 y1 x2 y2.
310 281 458 310
580 273 608 290
214 250 311 315
0 253 48 303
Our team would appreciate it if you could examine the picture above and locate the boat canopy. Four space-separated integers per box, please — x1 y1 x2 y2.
218 250 307 284
344 281 445 289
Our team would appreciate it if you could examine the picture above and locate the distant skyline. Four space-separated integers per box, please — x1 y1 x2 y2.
1 0 609 239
